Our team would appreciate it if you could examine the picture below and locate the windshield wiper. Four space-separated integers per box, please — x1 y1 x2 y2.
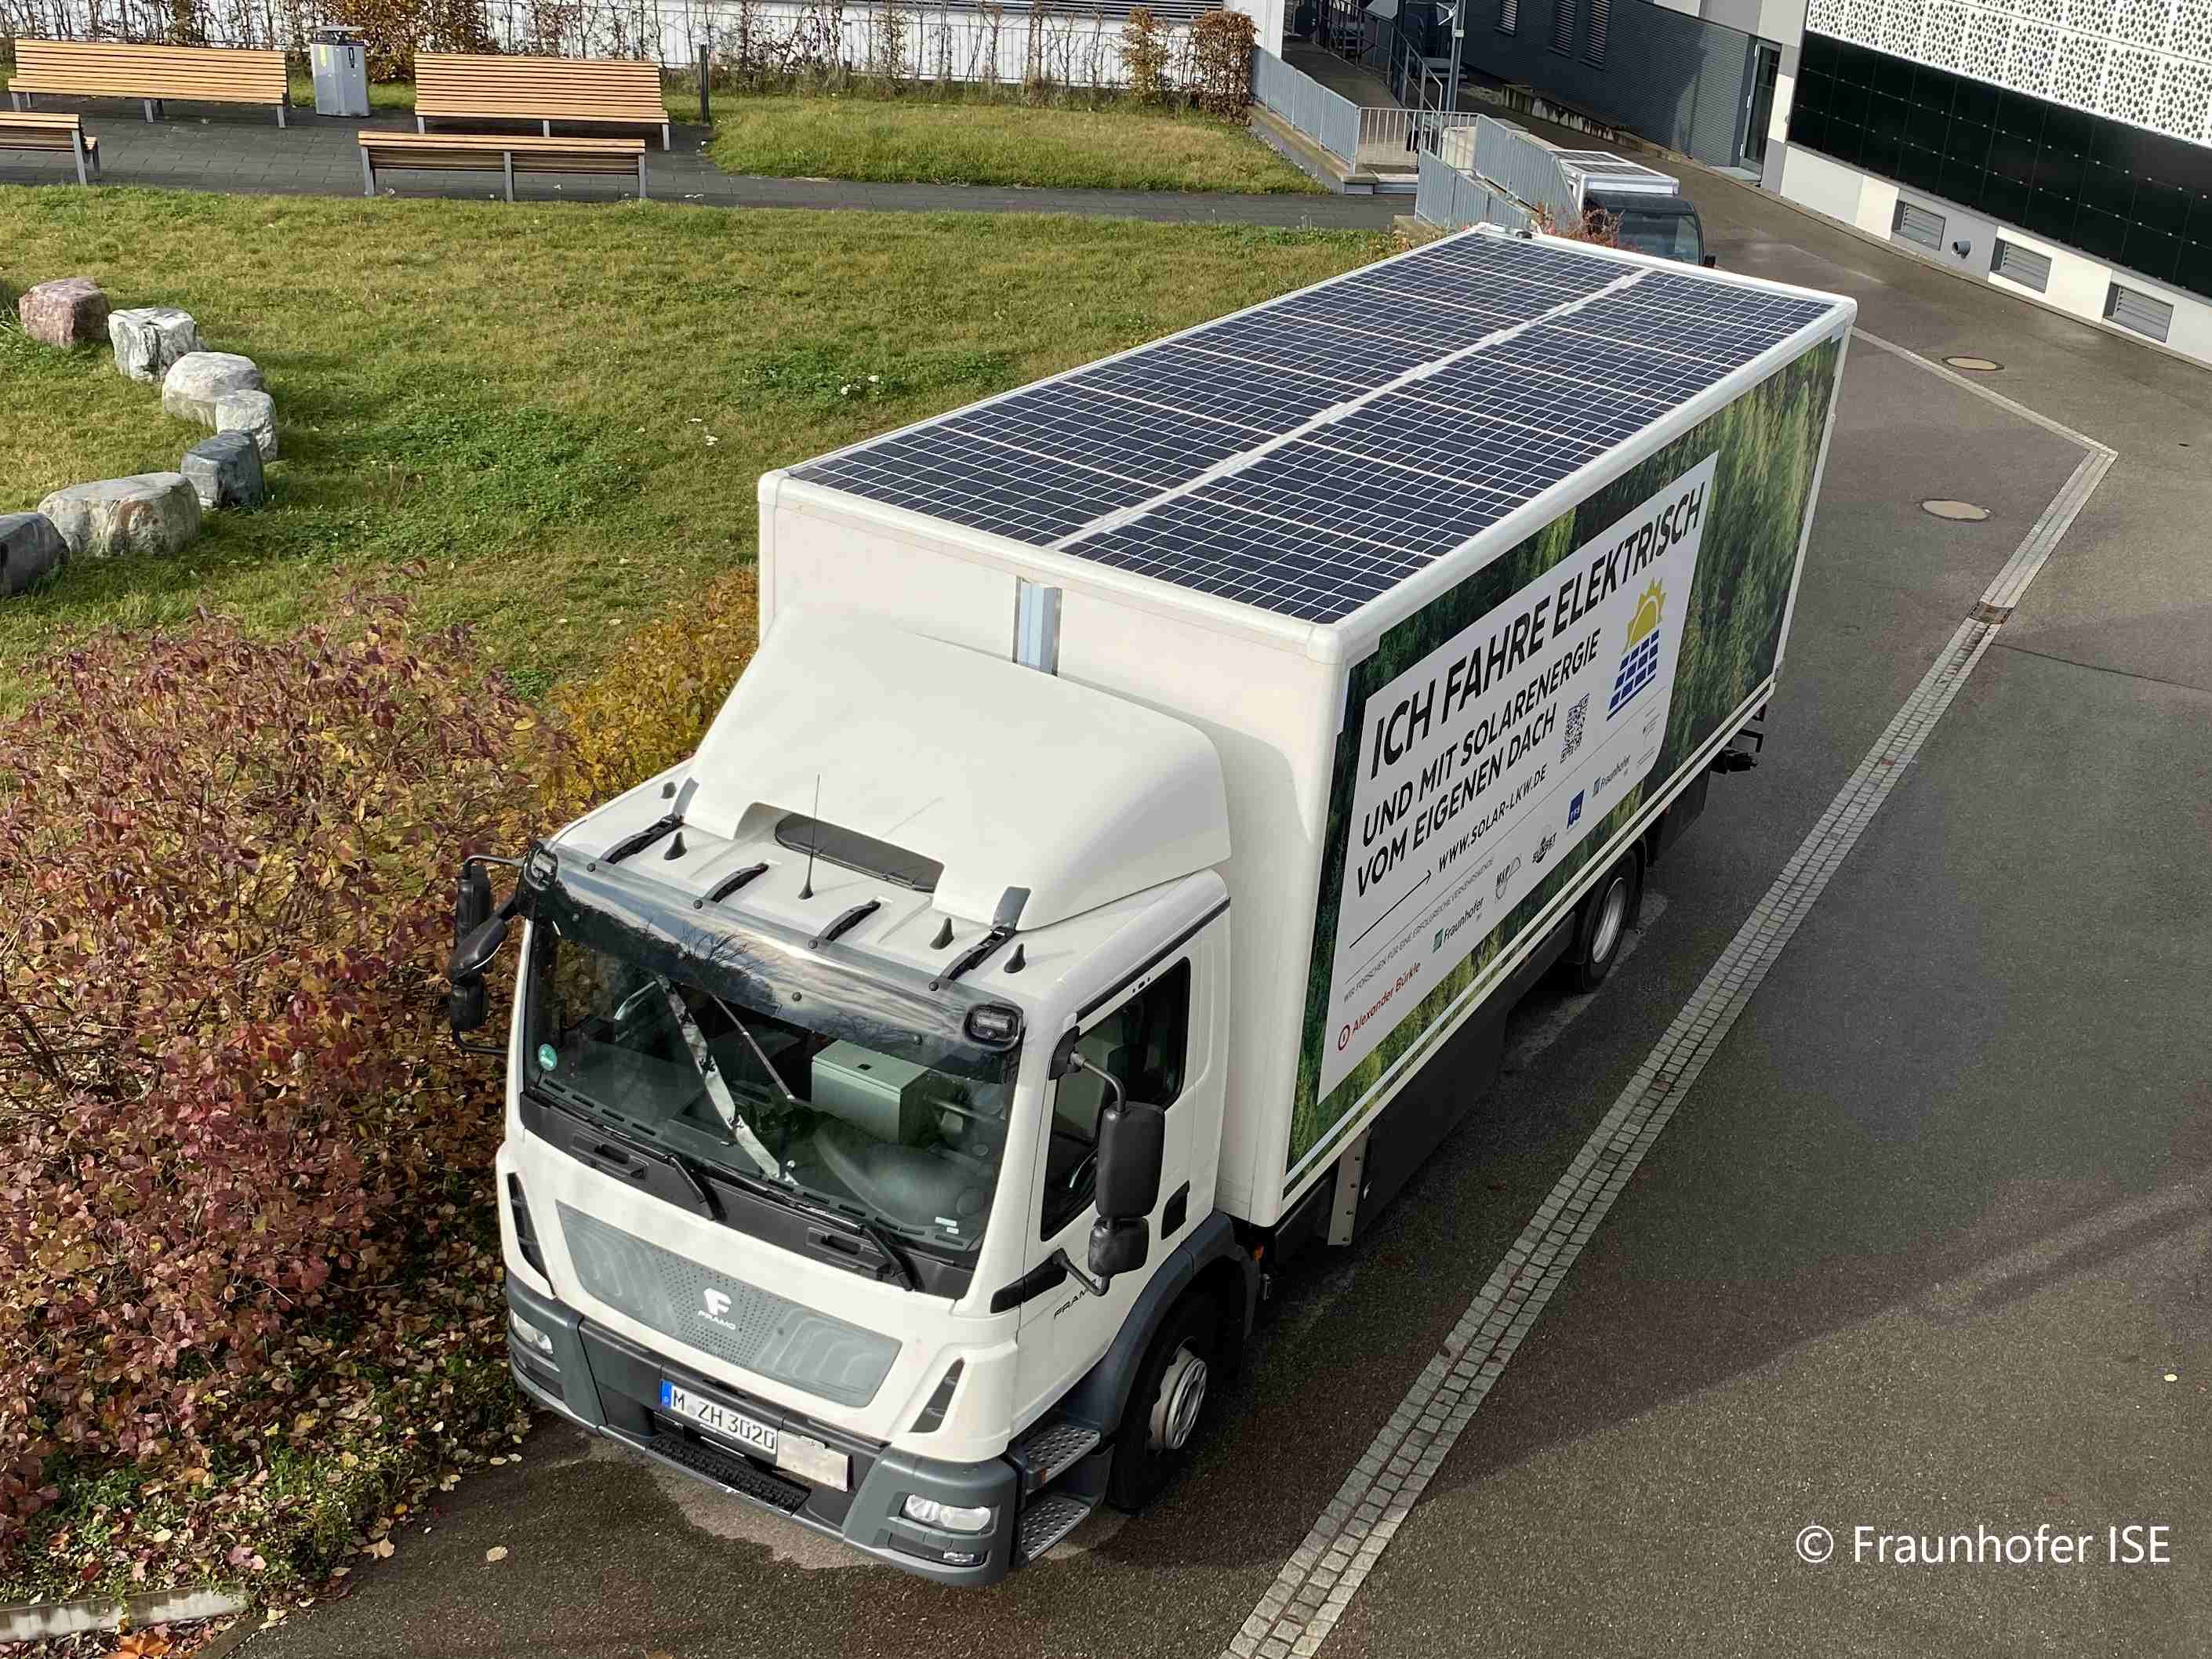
659 980 783 1181
850 1215 921 1292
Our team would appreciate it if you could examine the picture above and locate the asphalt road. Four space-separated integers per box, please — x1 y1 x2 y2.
245 172 2210 1658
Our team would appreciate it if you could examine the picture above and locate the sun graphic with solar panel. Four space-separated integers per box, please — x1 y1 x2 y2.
1607 580 1667 718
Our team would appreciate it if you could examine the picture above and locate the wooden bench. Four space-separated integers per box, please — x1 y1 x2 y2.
6 39 287 125
415 53 670 150
358 132 648 201
0 111 100 183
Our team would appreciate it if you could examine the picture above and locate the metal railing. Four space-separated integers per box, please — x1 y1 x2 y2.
1251 45 1360 165
1473 114 1579 223
1356 104 1480 171
1415 149 1535 233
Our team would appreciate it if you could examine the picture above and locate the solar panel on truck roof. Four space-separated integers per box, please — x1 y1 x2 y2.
789 231 1838 627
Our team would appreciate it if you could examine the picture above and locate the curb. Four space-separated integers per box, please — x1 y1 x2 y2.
0 1587 249 1643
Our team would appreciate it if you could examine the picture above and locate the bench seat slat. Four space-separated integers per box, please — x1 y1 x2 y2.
10 41 285 107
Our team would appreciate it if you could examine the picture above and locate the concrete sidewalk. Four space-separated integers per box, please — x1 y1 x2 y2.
0 100 1402 227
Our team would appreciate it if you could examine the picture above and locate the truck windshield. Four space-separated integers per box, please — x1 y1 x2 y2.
520 866 1018 1259
1611 209 1704 264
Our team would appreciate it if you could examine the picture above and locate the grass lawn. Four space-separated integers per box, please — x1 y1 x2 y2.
285 72 422 113
0 188 1379 712
706 92 1323 193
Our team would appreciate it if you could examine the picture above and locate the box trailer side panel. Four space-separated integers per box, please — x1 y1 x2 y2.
1285 336 1848 1192
757 481 1347 1221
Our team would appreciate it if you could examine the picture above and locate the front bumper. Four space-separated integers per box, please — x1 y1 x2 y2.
506 1275 1020 1585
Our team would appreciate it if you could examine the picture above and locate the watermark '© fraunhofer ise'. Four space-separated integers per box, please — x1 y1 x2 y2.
1795 1523 2173 1567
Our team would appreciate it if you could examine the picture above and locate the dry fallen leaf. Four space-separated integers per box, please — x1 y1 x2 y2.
485 1545 509 1563
366 1537 396 1559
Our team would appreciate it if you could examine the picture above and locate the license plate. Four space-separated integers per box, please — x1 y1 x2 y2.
659 1381 777 1458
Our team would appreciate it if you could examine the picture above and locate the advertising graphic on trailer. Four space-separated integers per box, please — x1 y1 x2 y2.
1317 455 1715 1102
1288 338 1845 1179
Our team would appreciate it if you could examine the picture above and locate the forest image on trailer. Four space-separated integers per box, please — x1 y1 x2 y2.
1291 337 1842 1173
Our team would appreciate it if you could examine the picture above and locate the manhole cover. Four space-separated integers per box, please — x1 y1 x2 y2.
1922 499 1992 521
1944 355 2003 372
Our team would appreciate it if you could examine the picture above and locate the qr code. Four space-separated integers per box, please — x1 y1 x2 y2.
1562 693 1589 760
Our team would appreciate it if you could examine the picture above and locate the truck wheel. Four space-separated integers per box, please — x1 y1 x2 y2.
1106 1292 1219 1512
1567 854 1640 993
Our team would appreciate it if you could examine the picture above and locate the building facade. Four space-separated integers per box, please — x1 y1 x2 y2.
1437 0 2211 362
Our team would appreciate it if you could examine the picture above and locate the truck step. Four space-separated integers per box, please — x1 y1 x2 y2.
1008 1418 1102 1492
1015 1490 1095 1565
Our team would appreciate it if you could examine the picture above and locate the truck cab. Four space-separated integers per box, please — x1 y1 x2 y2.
1586 188 1712 267
480 610 1254 1584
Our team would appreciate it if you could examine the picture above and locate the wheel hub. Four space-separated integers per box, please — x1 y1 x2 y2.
1590 875 1629 966
1150 1346 1209 1452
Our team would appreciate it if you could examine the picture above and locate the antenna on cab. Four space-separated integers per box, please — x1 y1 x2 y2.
800 775 821 901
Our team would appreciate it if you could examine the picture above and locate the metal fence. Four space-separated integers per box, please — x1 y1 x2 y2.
1471 114 1577 224
0 0 1189 85
1354 104 1476 171
1415 149 1533 233
1250 44 1357 165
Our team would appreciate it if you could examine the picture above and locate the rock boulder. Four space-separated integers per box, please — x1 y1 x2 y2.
36 474 202 561
216 389 279 460
162 352 265 427
18 278 111 348
181 431 267 511
0 512 68 594
110 307 202 383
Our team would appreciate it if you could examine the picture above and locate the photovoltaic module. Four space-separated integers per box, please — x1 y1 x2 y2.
790 231 1839 626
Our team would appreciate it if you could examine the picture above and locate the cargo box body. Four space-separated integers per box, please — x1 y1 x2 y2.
758 227 1853 1229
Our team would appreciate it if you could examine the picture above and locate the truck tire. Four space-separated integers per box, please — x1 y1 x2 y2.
1105 1291 1220 1512
1566 853 1641 993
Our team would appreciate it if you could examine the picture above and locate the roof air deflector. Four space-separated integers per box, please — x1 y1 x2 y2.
772 815 943 893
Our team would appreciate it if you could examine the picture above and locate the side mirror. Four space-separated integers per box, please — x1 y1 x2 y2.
1088 1215 1150 1282
456 864 492 946
1701 253 1718 267
449 976 490 1036
1095 1097 1165 1221
449 913 510 983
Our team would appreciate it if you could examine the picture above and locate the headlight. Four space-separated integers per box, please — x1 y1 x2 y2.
902 1494 995 1534
509 1310 557 1362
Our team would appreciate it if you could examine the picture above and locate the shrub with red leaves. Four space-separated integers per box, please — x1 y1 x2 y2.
0 597 564 1585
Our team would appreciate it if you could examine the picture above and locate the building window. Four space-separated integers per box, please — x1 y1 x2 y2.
1498 0 1516 34
1584 0 1609 63
2105 284 2175 344
1992 238 2052 293
1892 200 1945 252
1551 0 1575 55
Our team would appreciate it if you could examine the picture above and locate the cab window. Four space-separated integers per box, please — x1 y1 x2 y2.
1040 960 1191 1238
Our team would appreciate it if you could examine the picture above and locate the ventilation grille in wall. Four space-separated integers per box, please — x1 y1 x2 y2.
1552 0 1577 54
1585 0 1611 61
1894 199 1948 248
1804 0 2212 147
1992 238 2054 290
1499 0 1518 33
2105 282 2177 338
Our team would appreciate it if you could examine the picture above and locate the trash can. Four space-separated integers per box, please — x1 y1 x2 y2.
309 27 370 118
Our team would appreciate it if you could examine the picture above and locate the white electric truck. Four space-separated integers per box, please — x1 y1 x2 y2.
451 227 1853 1582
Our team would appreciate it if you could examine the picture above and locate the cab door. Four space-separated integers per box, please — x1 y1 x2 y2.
1012 920 1222 1421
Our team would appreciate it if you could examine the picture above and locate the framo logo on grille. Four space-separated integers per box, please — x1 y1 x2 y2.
1607 580 1666 717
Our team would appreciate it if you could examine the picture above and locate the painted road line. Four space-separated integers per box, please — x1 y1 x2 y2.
1223 350 2115 1659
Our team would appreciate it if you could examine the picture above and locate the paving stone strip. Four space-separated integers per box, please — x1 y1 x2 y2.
1223 336 2118 1659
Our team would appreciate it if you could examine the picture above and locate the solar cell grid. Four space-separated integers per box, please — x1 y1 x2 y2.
786 231 1841 626
1188 440 1524 559
948 385 1254 489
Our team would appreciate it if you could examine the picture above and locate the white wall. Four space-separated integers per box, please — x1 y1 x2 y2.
1775 146 2212 368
